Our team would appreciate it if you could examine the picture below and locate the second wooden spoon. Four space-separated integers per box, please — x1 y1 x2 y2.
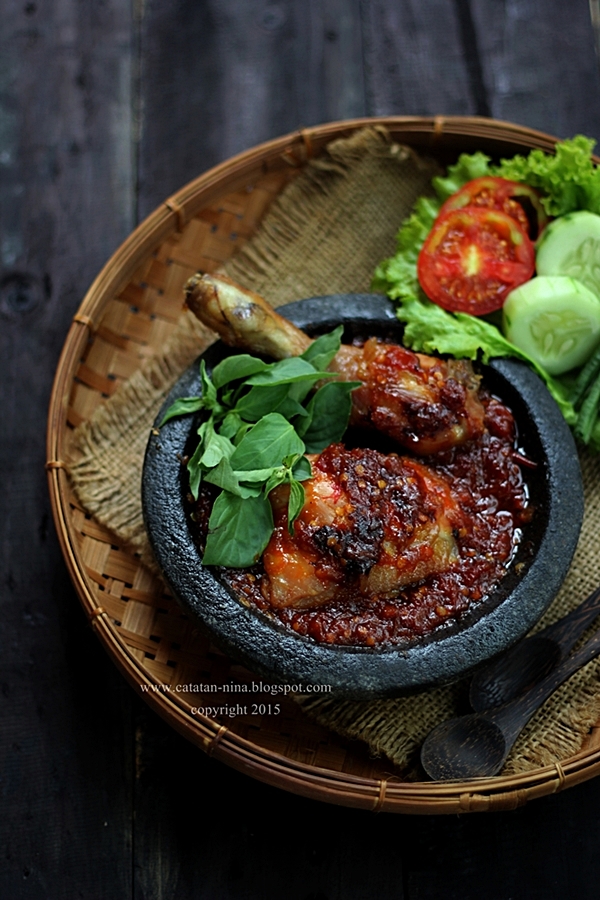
421 626 600 781
469 584 600 711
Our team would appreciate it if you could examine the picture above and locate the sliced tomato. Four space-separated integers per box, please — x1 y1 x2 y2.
417 208 535 315
439 176 548 238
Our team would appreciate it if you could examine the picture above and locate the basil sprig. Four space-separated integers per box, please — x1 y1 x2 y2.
160 326 361 567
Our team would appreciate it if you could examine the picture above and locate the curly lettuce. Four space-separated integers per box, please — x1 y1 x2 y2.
495 135 600 217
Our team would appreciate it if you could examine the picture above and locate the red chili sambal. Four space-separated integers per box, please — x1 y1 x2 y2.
189 389 532 648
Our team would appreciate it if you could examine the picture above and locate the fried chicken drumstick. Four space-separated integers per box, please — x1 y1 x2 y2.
185 273 485 455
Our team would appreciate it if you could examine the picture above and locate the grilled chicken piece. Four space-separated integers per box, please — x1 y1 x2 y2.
332 339 484 455
262 444 466 609
185 274 485 454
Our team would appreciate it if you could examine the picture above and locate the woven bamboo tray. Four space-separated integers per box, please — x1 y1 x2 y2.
47 116 600 814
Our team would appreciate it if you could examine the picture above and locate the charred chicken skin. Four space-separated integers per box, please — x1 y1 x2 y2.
185 274 485 455
262 444 467 610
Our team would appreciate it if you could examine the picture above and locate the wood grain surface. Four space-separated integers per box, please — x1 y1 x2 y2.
3 1 600 897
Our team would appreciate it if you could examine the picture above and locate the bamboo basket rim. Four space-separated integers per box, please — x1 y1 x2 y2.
47 114 600 814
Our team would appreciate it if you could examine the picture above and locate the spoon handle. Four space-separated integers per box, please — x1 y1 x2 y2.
490 627 600 746
539 584 600 652
470 584 600 711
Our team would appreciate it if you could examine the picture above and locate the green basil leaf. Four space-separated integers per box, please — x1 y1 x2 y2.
199 420 235 468
284 379 316 406
204 459 261 498
220 387 236 407
234 383 290 422
300 325 344 372
219 411 244 439
159 396 204 426
264 454 311 498
199 359 217 409
233 421 253 444
299 381 360 452
237 467 281 482
187 421 210 500
287 479 306 534
292 455 312 481
186 418 235 500
273 396 308 419
230 413 305 471
211 354 267 389
245 356 332 386
203 491 274 567
263 467 288 497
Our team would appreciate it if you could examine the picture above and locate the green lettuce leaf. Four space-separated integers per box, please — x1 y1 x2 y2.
494 135 600 217
432 151 493 201
396 296 576 423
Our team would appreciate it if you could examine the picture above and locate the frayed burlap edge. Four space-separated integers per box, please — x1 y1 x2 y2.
66 125 600 777
67 311 214 573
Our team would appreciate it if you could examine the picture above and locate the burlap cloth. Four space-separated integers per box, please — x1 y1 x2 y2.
68 127 600 776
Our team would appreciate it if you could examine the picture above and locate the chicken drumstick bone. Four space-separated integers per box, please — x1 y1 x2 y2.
185 273 485 456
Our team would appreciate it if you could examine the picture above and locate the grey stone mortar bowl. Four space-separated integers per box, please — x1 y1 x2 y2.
142 294 583 699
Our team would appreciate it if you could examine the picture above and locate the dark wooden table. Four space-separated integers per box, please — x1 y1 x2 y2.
3 2 600 897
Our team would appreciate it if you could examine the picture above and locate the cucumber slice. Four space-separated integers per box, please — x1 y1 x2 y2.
536 210 600 297
502 276 600 375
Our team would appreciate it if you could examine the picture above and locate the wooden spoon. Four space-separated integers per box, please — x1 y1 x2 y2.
421 627 600 781
469 585 600 711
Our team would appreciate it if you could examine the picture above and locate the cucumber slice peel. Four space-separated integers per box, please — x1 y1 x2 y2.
502 276 600 375
536 210 600 297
